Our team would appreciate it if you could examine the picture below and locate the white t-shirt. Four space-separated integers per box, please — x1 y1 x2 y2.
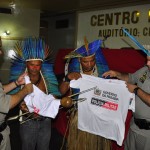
24 76 60 119
70 74 135 146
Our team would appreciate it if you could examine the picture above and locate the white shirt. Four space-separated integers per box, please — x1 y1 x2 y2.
24 76 60 118
70 74 135 146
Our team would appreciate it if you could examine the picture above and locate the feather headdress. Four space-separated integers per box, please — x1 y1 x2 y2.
65 39 101 59
13 38 52 61
9 38 61 96
65 39 109 77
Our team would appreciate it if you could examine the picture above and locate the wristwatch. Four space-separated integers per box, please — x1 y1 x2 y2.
133 87 139 95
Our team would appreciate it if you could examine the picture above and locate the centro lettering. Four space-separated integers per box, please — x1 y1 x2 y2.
91 11 139 26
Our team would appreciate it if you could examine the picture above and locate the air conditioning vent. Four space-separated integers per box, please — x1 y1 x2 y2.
0 8 12 14
55 19 69 29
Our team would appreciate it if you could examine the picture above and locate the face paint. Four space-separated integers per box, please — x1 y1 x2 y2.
28 65 41 70
26 60 42 75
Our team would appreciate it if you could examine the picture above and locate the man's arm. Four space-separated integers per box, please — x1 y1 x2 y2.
126 83 150 107
136 88 150 107
59 72 82 95
102 70 129 82
3 81 18 93
59 81 70 95
3 73 27 93
9 83 33 109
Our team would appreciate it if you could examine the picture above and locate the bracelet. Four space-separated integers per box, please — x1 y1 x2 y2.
14 81 19 87
65 75 71 82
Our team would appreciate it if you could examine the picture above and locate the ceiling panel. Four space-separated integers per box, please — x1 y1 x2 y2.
0 0 150 16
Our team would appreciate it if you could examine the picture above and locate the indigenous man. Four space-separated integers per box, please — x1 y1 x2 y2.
9 38 61 150
59 39 111 150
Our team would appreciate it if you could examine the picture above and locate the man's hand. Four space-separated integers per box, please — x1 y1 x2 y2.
59 72 81 95
126 83 137 93
16 72 28 86
102 70 120 78
67 72 82 81
24 83 33 94
9 83 33 110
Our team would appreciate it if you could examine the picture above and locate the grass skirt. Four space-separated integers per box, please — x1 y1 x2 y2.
67 109 111 150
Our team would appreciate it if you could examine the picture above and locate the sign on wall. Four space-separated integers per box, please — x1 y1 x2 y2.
77 4 150 49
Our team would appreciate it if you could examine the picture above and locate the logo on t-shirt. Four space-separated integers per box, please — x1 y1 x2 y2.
94 88 102 96
91 97 118 111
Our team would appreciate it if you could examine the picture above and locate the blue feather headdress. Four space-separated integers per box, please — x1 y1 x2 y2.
75 39 101 57
65 39 109 77
9 38 61 96
122 28 150 56
14 38 51 61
